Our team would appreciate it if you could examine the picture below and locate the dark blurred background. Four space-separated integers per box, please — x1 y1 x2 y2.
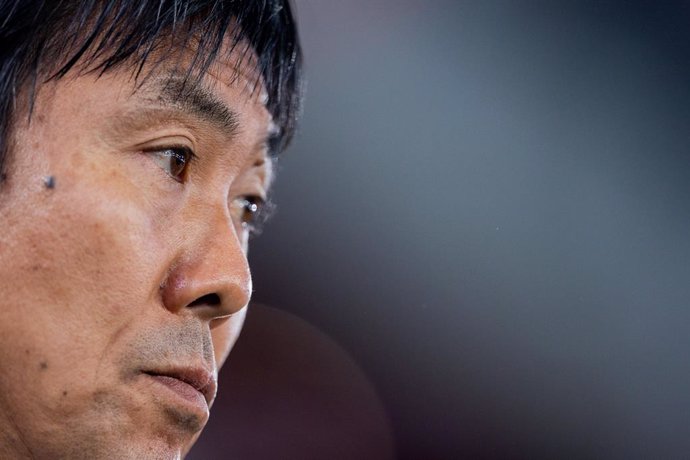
191 1 690 458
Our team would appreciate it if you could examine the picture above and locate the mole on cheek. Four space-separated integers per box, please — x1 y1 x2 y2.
39 361 48 370
43 175 56 189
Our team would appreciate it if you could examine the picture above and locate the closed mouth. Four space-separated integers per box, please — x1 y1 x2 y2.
142 367 216 404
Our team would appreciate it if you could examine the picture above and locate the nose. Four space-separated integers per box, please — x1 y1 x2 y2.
161 206 252 321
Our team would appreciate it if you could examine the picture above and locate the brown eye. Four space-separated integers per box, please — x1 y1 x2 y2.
232 196 265 229
148 147 193 181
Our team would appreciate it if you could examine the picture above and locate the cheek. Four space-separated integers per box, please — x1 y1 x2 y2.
0 181 169 435
0 156 171 370
26 190 157 309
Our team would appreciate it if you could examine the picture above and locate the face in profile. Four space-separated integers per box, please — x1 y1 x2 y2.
0 42 274 458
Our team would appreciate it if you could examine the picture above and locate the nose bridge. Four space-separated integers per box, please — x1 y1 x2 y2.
163 202 252 319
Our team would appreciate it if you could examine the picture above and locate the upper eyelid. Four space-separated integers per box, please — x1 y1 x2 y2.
142 144 198 159
134 133 197 152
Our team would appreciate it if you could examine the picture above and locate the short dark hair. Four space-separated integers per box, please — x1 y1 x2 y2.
0 0 303 173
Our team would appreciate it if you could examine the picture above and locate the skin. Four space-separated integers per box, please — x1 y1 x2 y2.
0 43 274 459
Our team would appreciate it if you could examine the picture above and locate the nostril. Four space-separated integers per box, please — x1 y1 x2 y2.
187 293 222 308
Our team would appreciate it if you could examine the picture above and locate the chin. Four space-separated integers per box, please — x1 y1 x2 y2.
58 384 207 459
38 431 185 460
121 399 208 458
108 440 184 460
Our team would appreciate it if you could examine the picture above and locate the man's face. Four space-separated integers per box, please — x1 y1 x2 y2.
0 46 273 458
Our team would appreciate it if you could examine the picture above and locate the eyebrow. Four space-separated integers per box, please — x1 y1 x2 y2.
146 75 241 136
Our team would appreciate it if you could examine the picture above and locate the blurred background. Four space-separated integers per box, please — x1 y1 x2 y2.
191 1 690 458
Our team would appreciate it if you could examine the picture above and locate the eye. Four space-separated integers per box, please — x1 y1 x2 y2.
231 196 274 235
234 196 263 226
145 146 194 182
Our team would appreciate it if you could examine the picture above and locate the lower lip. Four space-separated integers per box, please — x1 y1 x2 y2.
145 374 208 413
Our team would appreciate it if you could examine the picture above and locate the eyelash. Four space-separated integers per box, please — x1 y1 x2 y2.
144 145 196 182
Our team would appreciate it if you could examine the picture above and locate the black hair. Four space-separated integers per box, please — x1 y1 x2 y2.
0 0 303 173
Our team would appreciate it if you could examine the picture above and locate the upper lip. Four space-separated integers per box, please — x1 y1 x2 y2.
144 366 217 404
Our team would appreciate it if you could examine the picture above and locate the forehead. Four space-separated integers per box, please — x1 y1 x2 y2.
43 34 269 124
138 41 274 129
75 40 279 164
133 68 275 142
